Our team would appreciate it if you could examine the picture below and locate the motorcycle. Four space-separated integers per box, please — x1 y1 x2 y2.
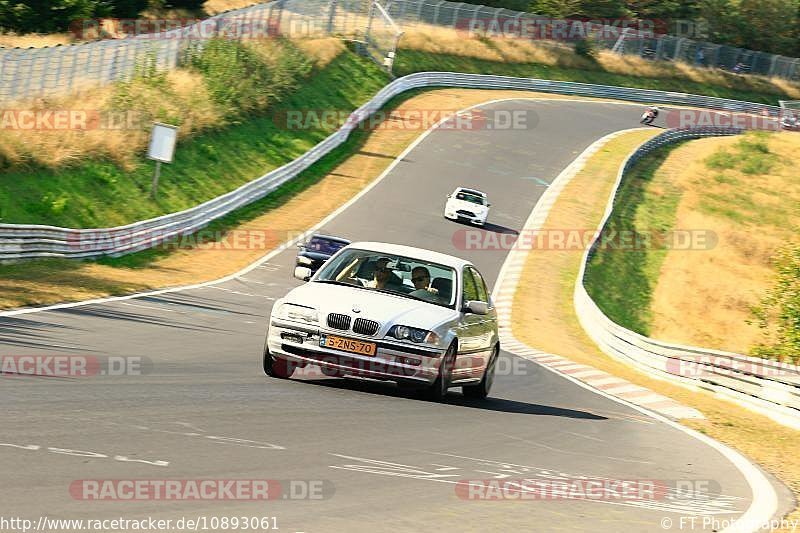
640 109 658 126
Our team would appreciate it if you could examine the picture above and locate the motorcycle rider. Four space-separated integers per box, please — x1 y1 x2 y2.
641 106 660 125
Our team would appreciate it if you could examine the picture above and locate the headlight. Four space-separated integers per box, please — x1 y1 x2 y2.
388 325 440 344
278 303 318 324
297 256 313 266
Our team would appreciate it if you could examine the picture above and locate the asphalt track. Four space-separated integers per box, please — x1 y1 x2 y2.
0 100 792 533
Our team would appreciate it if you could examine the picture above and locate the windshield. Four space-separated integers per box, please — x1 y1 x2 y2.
305 236 348 255
315 248 457 308
455 191 486 205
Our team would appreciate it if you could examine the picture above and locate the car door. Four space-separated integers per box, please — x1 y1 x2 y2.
455 267 488 379
468 266 498 362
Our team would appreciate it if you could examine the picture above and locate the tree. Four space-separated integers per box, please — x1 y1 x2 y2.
529 0 583 17
162 0 205 10
0 0 106 34
108 0 149 18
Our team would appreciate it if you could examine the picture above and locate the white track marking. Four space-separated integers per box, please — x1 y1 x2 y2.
489 128 779 533
0 98 782 532
206 286 275 299
0 99 689 320
237 277 267 285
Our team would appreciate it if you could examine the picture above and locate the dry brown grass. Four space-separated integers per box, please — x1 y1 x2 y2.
1 90 796 524
510 129 800 527
0 37 340 171
295 38 346 68
0 67 218 170
647 133 800 355
401 24 800 99
0 87 566 309
0 32 74 48
203 0 260 16
402 27 594 70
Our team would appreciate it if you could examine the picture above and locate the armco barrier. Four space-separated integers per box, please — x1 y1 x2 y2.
574 127 800 429
0 72 783 261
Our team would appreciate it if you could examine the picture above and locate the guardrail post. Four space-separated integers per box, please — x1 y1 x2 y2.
674 37 685 60
415 0 425 24
769 54 780 77
654 35 664 60
326 0 338 34
432 0 446 26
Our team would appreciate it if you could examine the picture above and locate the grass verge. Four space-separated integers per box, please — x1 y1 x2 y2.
511 129 799 528
0 43 385 227
583 131 800 358
0 87 571 309
395 44 795 105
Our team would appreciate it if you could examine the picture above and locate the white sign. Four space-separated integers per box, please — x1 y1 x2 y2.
147 123 178 163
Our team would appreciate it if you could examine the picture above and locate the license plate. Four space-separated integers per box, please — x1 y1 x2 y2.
320 334 377 356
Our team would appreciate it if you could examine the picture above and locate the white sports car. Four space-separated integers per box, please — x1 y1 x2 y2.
443 187 491 226
264 242 500 400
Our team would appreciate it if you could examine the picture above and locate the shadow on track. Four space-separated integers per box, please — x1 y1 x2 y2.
449 218 519 236
480 222 519 235
292 375 606 420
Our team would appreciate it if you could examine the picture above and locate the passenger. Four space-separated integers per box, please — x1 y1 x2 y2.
411 266 433 291
366 257 402 290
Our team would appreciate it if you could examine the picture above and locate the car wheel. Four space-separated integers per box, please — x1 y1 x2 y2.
263 346 295 379
463 345 499 400
425 341 457 401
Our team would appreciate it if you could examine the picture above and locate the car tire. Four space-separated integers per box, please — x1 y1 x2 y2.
425 341 457 401
462 345 499 400
263 346 295 379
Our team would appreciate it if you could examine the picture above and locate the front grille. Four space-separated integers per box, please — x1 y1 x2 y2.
327 313 351 330
456 209 475 217
353 318 380 336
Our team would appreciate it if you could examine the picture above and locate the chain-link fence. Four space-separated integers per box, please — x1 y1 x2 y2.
381 0 800 81
0 0 385 103
3 0 800 104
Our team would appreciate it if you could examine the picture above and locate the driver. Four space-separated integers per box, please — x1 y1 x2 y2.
411 266 432 291
366 257 403 290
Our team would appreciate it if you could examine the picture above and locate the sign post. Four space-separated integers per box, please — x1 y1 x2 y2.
147 122 179 199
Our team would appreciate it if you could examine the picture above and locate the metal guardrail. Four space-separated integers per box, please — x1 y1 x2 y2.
382 0 800 80
1 66 795 423
0 72 783 262
4 0 800 104
574 127 800 427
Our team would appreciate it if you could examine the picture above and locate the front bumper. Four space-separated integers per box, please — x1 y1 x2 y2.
267 318 445 383
444 209 487 226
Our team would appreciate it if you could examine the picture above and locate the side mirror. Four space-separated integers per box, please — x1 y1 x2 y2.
463 300 488 315
294 266 312 282
296 242 305 248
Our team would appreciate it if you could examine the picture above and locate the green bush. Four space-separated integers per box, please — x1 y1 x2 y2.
0 0 148 34
0 0 104 34
750 242 800 363
188 38 312 119
574 37 598 60
163 0 205 9
704 132 775 175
